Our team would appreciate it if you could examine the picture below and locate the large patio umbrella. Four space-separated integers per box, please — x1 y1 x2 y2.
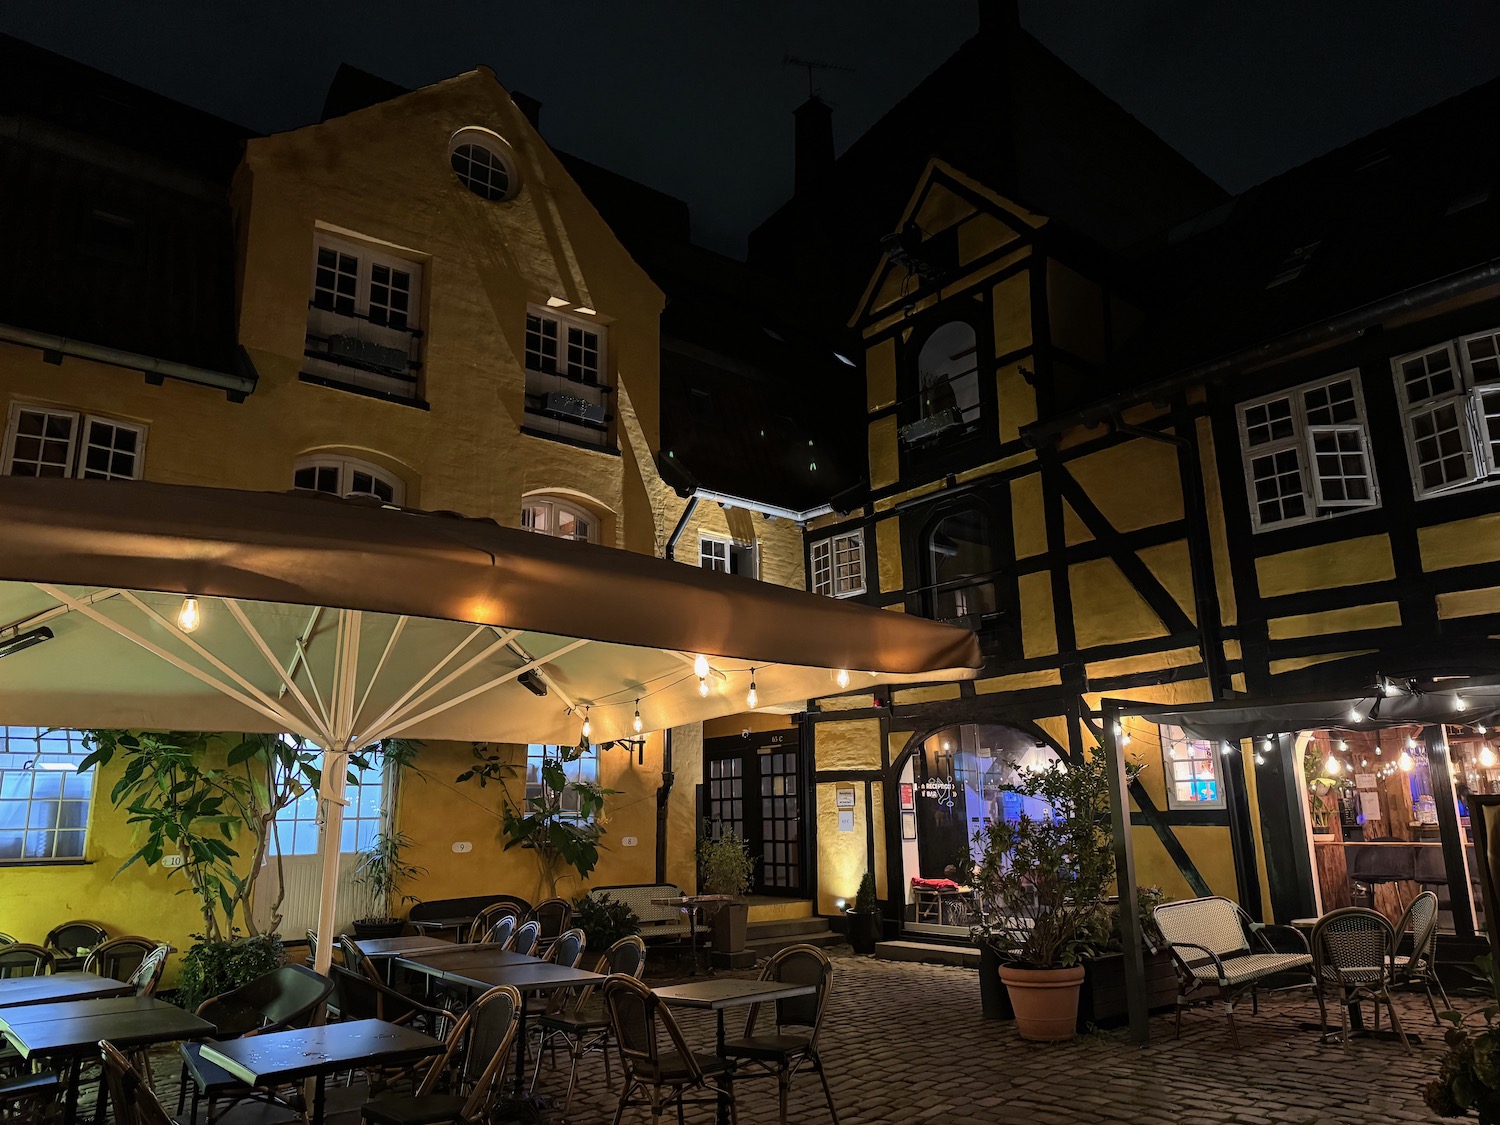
0 477 981 969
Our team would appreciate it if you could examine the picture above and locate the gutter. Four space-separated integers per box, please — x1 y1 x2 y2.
0 323 258 401
687 487 834 524
1021 257 1500 448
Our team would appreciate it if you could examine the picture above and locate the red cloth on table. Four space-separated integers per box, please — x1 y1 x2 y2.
910 877 960 890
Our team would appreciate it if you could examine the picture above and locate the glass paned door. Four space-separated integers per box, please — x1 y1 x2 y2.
704 731 806 896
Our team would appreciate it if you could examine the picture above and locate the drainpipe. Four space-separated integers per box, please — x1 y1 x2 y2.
655 729 674 884
0 323 257 401
664 495 699 561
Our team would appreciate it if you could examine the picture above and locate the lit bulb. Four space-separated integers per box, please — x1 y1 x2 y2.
693 654 710 679
1457 694 1468 712
1408 736 1418 750
1122 731 1132 745
1360 758 1369 767
1399 750 1414 772
836 668 850 689
1375 745 1383 756
1265 736 1275 750
1325 755 1340 776
1348 707 1362 723
747 670 758 710
633 703 643 734
698 677 709 697
1254 754 1266 766
1221 743 1232 757
581 710 591 738
1482 746 1498 769
1338 740 1348 752
177 595 201 633
1113 722 1122 737
1481 725 1489 735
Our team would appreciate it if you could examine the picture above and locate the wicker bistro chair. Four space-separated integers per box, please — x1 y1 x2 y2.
507 920 542 958
1391 890 1450 1025
83 937 156 983
478 915 517 948
0 944 54 979
603 975 737 1125
1311 907 1410 1053
466 903 522 946
44 922 107 968
100 1041 175 1125
1154 896 1314 1046
126 945 169 998
361 985 522 1125
546 929 587 969
530 936 647 1114
721 944 840 1125
529 899 573 957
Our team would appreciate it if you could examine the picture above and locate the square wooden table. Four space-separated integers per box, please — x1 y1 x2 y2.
0 973 132 1009
0 995 212 1125
200 1018 442 1125
654 978 818 1125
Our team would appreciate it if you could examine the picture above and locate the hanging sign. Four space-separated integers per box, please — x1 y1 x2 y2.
835 784 857 810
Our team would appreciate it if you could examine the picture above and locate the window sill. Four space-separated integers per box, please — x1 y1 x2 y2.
0 858 93 868
519 425 620 456
299 371 430 410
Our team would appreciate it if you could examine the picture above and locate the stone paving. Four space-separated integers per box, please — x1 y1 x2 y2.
128 948 1474 1125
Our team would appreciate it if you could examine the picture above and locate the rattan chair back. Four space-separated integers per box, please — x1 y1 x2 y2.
529 898 573 942
548 928 587 969
604 975 707 1085
466 902 522 944
84 936 156 981
480 914 517 947
339 935 380 982
99 1040 175 1125
605 934 647 978
1154 896 1250 959
45 921 106 959
508 919 541 957
1312 907 1395 987
128 945 169 997
1398 891 1441 977
0 944 54 978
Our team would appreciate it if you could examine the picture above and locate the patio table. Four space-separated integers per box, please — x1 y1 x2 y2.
0 995 212 1125
348 935 456 960
651 895 735 975
200 1018 441 1125
655 977 817 1125
396 949 603 1097
407 916 473 942
0 972 132 1009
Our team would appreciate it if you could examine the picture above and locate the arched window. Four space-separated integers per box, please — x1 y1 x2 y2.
292 454 405 504
916 321 981 433
924 506 999 626
521 495 598 543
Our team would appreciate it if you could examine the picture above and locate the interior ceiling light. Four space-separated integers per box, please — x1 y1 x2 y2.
0 627 53 661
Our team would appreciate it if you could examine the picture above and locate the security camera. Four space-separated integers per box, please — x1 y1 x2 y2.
741 728 751 739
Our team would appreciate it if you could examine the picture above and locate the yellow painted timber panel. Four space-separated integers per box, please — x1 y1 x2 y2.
1266 602 1400 641
815 719 884 771
876 517 903 594
991 270 1032 356
974 668 1063 694
997 362 1038 444
1070 558 1171 649
1011 472 1048 560
956 450 1034 485
1420 512 1500 571
1019 571 1058 658
868 415 899 490
816 781 868 915
1224 639 1242 662
873 480 943 514
816 694 874 712
866 337 897 413
1062 501 1091 546
1139 541 1197 626
1066 438 1183 531
957 213 1019 266
1086 646 1201 682
1255 536 1396 597
1047 260 1105 364
892 683 962 705
915 182 976 237
1437 586 1500 619
1269 650 1378 676
871 781 887 901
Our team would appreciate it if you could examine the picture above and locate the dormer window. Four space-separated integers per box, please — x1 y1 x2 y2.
292 454 404 505
521 307 612 451
521 495 597 543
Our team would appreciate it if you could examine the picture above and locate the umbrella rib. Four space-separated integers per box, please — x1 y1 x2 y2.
365 637 590 744
33 584 307 734
277 606 323 700
222 598 333 741
363 627 522 741
498 630 577 711
353 623 489 744
351 614 408 734
2 589 122 636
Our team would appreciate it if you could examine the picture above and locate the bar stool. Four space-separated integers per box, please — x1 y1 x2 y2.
1347 840 1415 915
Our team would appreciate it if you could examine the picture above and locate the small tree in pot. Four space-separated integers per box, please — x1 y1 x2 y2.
845 872 881 954
970 752 1114 1040
698 831 756 955
352 830 426 938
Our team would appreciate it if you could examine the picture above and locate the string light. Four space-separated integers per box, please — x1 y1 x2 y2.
1325 754 1341 776
1254 752 1266 766
1264 736 1275 751
747 670 758 710
694 654 711 697
1481 725 1489 735
633 701 643 735
836 668 850 689
1481 746 1498 769
1360 758 1369 767
1398 749 1414 772
1407 735 1419 750
581 708 591 739
177 596 201 633
1456 694 1469 712
1347 706 1362 723
1338 740 1348 752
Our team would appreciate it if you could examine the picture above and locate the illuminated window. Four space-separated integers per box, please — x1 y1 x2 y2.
3 403 146 481
0 728 94 862
524 745 598 823
292 454 404 504
1160 725 1224 809
810 532 864 597
271 745 386 857
699 535 757 578
521 496 597 543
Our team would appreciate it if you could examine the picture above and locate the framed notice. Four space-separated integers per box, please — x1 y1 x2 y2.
835 784 857 810
901 811 917 840
899 783 915 811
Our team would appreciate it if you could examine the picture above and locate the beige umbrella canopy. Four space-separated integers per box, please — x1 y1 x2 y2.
0 478 981 967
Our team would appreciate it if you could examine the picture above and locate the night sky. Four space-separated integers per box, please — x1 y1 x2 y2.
5 1 1499 255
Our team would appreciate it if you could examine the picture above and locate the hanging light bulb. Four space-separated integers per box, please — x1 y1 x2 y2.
1360 758 1369 767
1338 740 1348 752
1456 694 1469 712
177 595 201 633
1221 742 1233 757
1254 753 1266 766
1325 754 1341 776
1481 746 1498 769
633 701 643 735
1348 706 1362 723
1407 735 1418 750
1480 724 1489 735
1399 749 1414 772
698 676 710 697
836 668 850 689
693 654 710 679
746 670 758 709
1121 730 1132 746
1264 736 1275 751
581 708 592 739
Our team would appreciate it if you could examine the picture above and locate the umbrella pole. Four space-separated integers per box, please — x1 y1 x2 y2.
312 610 361 977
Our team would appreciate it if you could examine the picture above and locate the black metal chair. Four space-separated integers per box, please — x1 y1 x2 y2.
478 915 516 948
44 922 107 969
360 985 521 1125
465 903 522 945
530 935 647 1113
507 920 541 958
177 965 334 1124
83 937 157 983
1311 907 1410 1053
0 944 54 979
603 975 737 1125
721 944 840 1125
1347 840 1416 914
528 898 573 957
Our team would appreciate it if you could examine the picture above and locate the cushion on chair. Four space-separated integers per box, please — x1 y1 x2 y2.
1196 952 1311 986
721 1033 811 1059
361 1093 468 1125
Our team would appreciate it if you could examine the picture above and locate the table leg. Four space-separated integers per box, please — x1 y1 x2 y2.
513 995 529 1098
715 1010 729 1125
62 1055 82 1125
687 910 699 977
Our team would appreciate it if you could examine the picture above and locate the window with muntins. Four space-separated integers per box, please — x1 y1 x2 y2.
810 532 865 597
900 321 981 450
522 307 611 448
2 403 146 481
1394 331 1500 497
292 455 404 505
304 235 424 403
924 508 1000 626
525 744 598 822
1160 725 1224 809
271 747 386 857
0 728 94 862
1236 372 1377 530
699 536 757 577
521 496 597 543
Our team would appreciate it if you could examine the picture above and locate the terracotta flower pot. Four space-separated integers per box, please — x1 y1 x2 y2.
999 964 1086 1041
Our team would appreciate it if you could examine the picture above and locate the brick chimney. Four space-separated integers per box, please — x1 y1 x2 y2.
793 95 834 196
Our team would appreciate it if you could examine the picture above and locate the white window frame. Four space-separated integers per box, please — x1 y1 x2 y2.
525 744 599 823
699 534 758 578
521 495 598 543
810 531 866 597
309 235 423 332
1236 371 1378 532
270 744 388 857
305 234 424 402
2 402 147 481
1160 725 1225 810
1392 330 1500 498
524 308 606 386
0 727 96 863
292 454 405 505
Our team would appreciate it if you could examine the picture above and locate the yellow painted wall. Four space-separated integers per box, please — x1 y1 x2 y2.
815 781 870 915
815 719 884 772
1419 512 1500 571
1255 535 1395 597
1069 558 1171 648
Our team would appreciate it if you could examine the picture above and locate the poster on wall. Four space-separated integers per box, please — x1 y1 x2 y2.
899 783 914 811
835 785 857 810
901 811 917 840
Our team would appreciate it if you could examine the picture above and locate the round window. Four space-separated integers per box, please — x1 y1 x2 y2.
449 130 519 202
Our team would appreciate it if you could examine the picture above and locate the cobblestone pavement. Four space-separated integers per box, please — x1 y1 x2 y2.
131 949 1472 1125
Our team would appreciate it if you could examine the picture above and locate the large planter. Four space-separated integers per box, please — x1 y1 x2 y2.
709 902 750 954
977 944 1013 1020
846 910 881 955
999 964 1086 1041
351 918 406 940
1075 950 1178 1031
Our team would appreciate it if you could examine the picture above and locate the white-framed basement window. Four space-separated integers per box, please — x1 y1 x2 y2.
521 495 598 543
2 403 146 481
1236 371 1378 531
1393 331 1500 497
1160 725 1225 810
699 535 757 578
0 727 95 862
292 454 405 505
810 531 865 597
304 234 424 403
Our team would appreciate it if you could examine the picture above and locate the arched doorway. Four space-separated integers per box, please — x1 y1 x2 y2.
893 722 1060 937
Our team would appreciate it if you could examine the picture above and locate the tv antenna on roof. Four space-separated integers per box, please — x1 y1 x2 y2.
782 54 854 99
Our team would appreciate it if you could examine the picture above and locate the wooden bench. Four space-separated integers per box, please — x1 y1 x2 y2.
588 883 692 942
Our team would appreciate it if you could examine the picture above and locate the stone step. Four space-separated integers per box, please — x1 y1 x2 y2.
745 916 834 940
744 897 813 923
873 939 979 968
744 927 843 956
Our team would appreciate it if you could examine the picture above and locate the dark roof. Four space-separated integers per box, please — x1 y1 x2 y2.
1110 74 1500 388
0 34 248 375
747 18 1226 327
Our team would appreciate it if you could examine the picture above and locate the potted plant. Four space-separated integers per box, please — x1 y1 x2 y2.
572 892 640 952
351 829 426 938
1075 886 1179 1030
697 831 755 955
1426 954 1500 1120
845 871 881 955
970 752 1114 1041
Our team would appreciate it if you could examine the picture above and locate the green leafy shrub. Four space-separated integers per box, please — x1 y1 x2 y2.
853 871 877 914
698 832 755 897
175 932 284 1012
1425 954 1500 1120
572 892 640 950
